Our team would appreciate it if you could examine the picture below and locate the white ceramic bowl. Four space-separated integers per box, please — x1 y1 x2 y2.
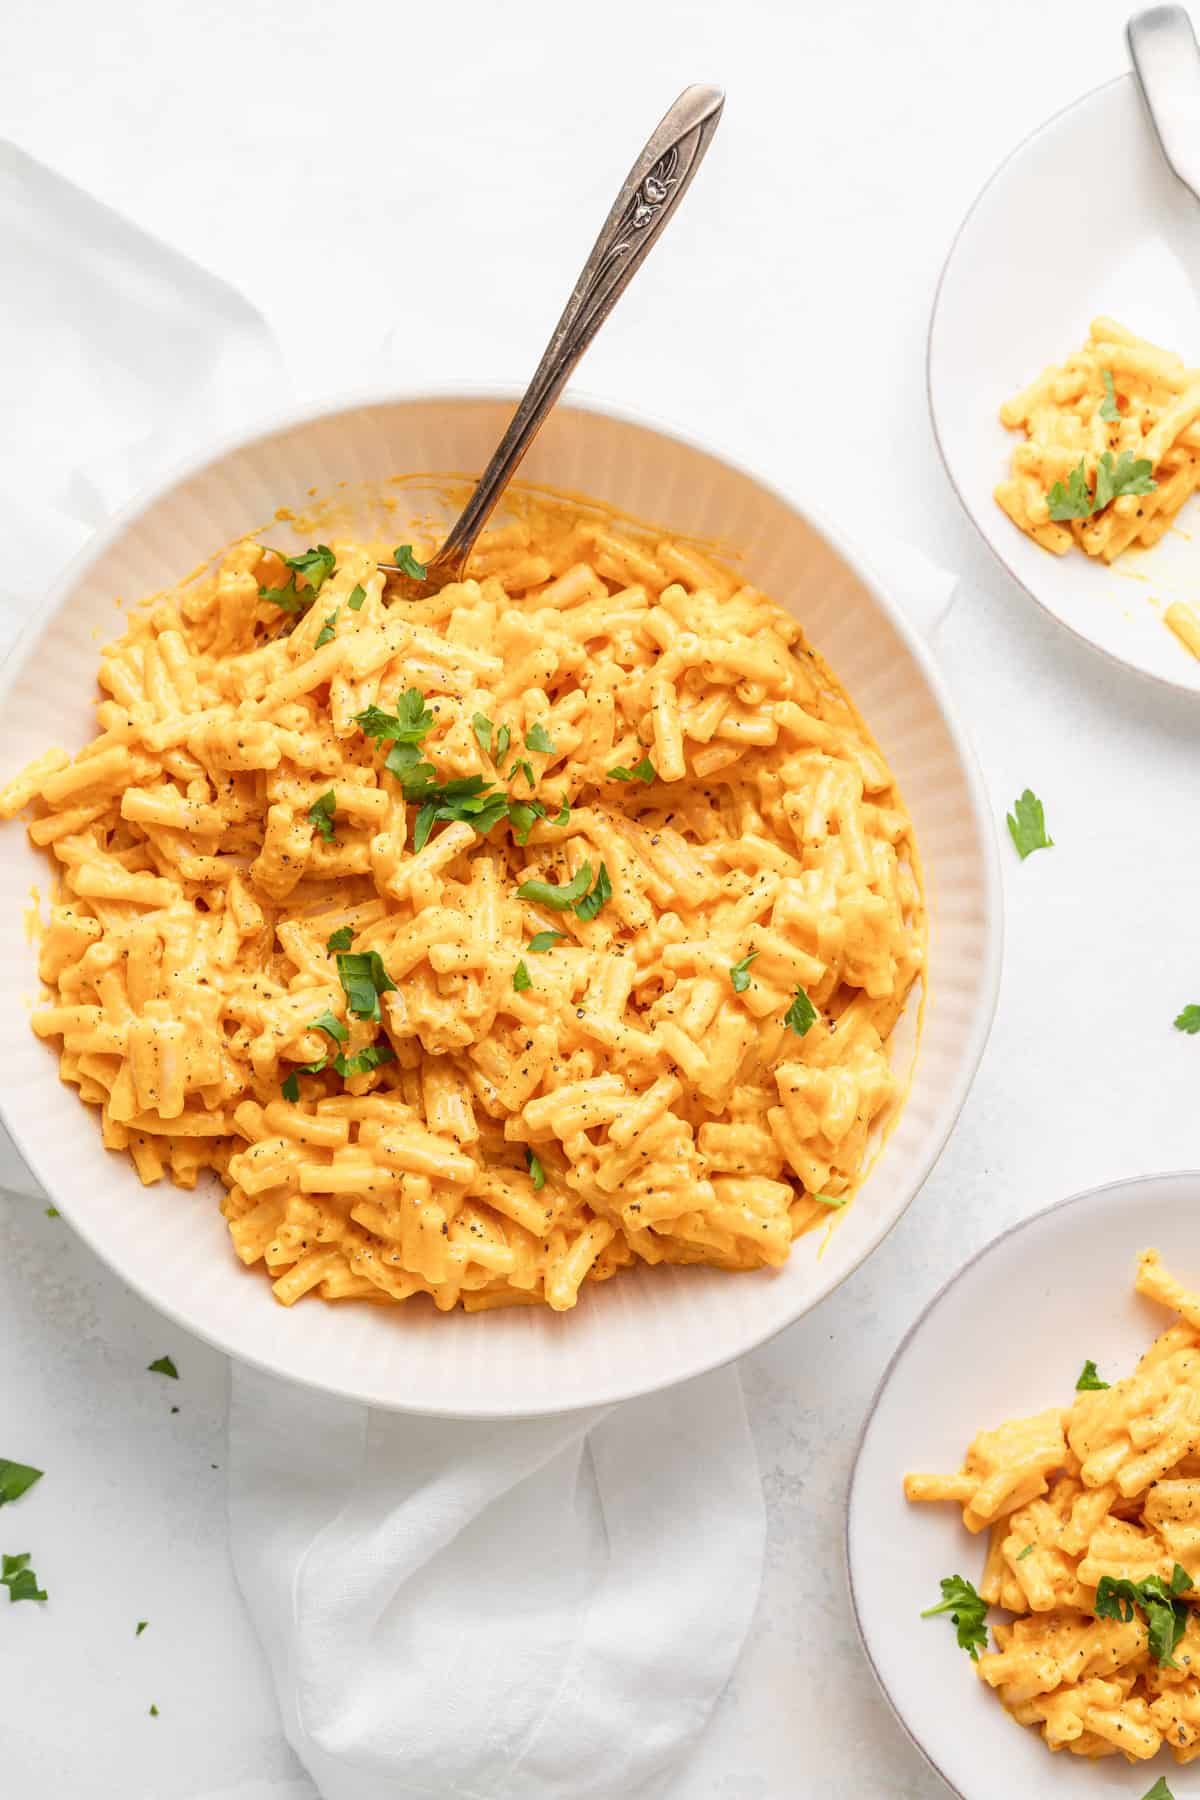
0 393 1002 1417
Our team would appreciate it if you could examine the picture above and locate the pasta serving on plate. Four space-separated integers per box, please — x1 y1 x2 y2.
1 503 923 1314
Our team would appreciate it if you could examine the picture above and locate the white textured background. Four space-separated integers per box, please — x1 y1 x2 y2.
4 1 1200 1796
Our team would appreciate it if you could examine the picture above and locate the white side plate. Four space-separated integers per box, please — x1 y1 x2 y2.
930 74 1200 694
849 1170 1200 1797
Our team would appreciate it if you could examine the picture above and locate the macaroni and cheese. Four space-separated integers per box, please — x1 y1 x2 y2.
907 1250 1200 1770
2 504 923 1314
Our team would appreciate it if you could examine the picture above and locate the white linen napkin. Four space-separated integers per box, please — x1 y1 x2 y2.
0 139 767 1800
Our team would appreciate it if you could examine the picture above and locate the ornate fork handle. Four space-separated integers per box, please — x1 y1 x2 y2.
416 84 724 585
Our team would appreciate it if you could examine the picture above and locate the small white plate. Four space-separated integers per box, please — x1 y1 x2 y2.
930 74 1200 695
848 1170 1200 1799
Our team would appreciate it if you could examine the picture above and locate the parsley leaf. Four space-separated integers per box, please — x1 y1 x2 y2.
393 544 427 580
1 1553 46 1604
526 1148 545 1191
309 1009 348 1045
326 926 354 953
1174 1005 1200 1034
1099 368 1120 422
1095 1565 1193 1667
528 931 566 952
284 545 336 597
513 758 536 790
258 575 310 613
575 863 612 923
411 780 510 851
1094 449 1156 511
1016 1544 1035 1561
607 756 656 784
149 1704 159 1717
336 951 397 1022
730 950 758 994
332 1043 396 1079
472 713 494 756
1076 1359 1109 1391
0 1461 43 1507
355 691 434 747
281 1072 300 1102
148 1356 178 1380
315 609 339 648
495 724 511 766
1006 788 1053 860
513 960 532 992
812 1193 846 1208
551 800 570 826
45 1207 59 1218
1046 458 1094 522
517 864 594 911
136 1620 148 1636
921 1574 989 1660
308 791 337 843
784 987 817 1036
347 584 366 612
1141 1780 1177 1800
524 723 556 754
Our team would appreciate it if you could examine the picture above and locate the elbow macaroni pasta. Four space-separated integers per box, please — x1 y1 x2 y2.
906 1250 1200 1770
3 502 923 1315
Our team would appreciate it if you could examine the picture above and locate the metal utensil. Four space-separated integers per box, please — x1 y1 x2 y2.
378 83 724 594
1129 5 1200 200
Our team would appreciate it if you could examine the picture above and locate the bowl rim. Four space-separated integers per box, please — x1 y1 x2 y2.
925 71 1200 700
843 1167 1200 1797
0 385 1005 1416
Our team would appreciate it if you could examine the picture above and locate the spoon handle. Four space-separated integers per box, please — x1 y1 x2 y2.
1129 5 1200 203
426 83 724 581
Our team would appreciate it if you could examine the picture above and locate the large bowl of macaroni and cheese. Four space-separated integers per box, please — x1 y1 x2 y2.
0 395 1001 1415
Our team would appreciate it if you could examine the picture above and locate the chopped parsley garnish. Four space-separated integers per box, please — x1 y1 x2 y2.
326 926 354 953
607 756 656 784
308 791 337 843
812 1193 846 1209
508 799 546 846
136 1620 148 1636
336 951 397 1022
524 723 556 754
0 1461 43 1507
332 1043 396 1079
784 987 817 1036
2 1553 46 1604
148 1356 178 1380
1016 1544 1035 1561
526 1148 546 1191
261 545 336 610
1099 368 1120 421
1047 452 1155 520
355 691 434 747
921 1575 989 1660
1095 449 1156 510
517 864 594 911
550 800 570 826
495 724 511 766
1174 1005 1200 1035
314 609 339 648
149 1704 159 1718
1075 1359 1109 1392
1006 789 1053 860
1095 1564 1193 1667
1046 458 1093 522
512 961 532 992
729 950 758 994
347 584 366 611
1141 1779 1176 1800
513 758 536 790
412 780 510 852
528 931 566 952
574 862 612 923
472 713 494 756
309 1009 348 1045
281 1072 303 1102
45 1207 58 1218
393 544 427 580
